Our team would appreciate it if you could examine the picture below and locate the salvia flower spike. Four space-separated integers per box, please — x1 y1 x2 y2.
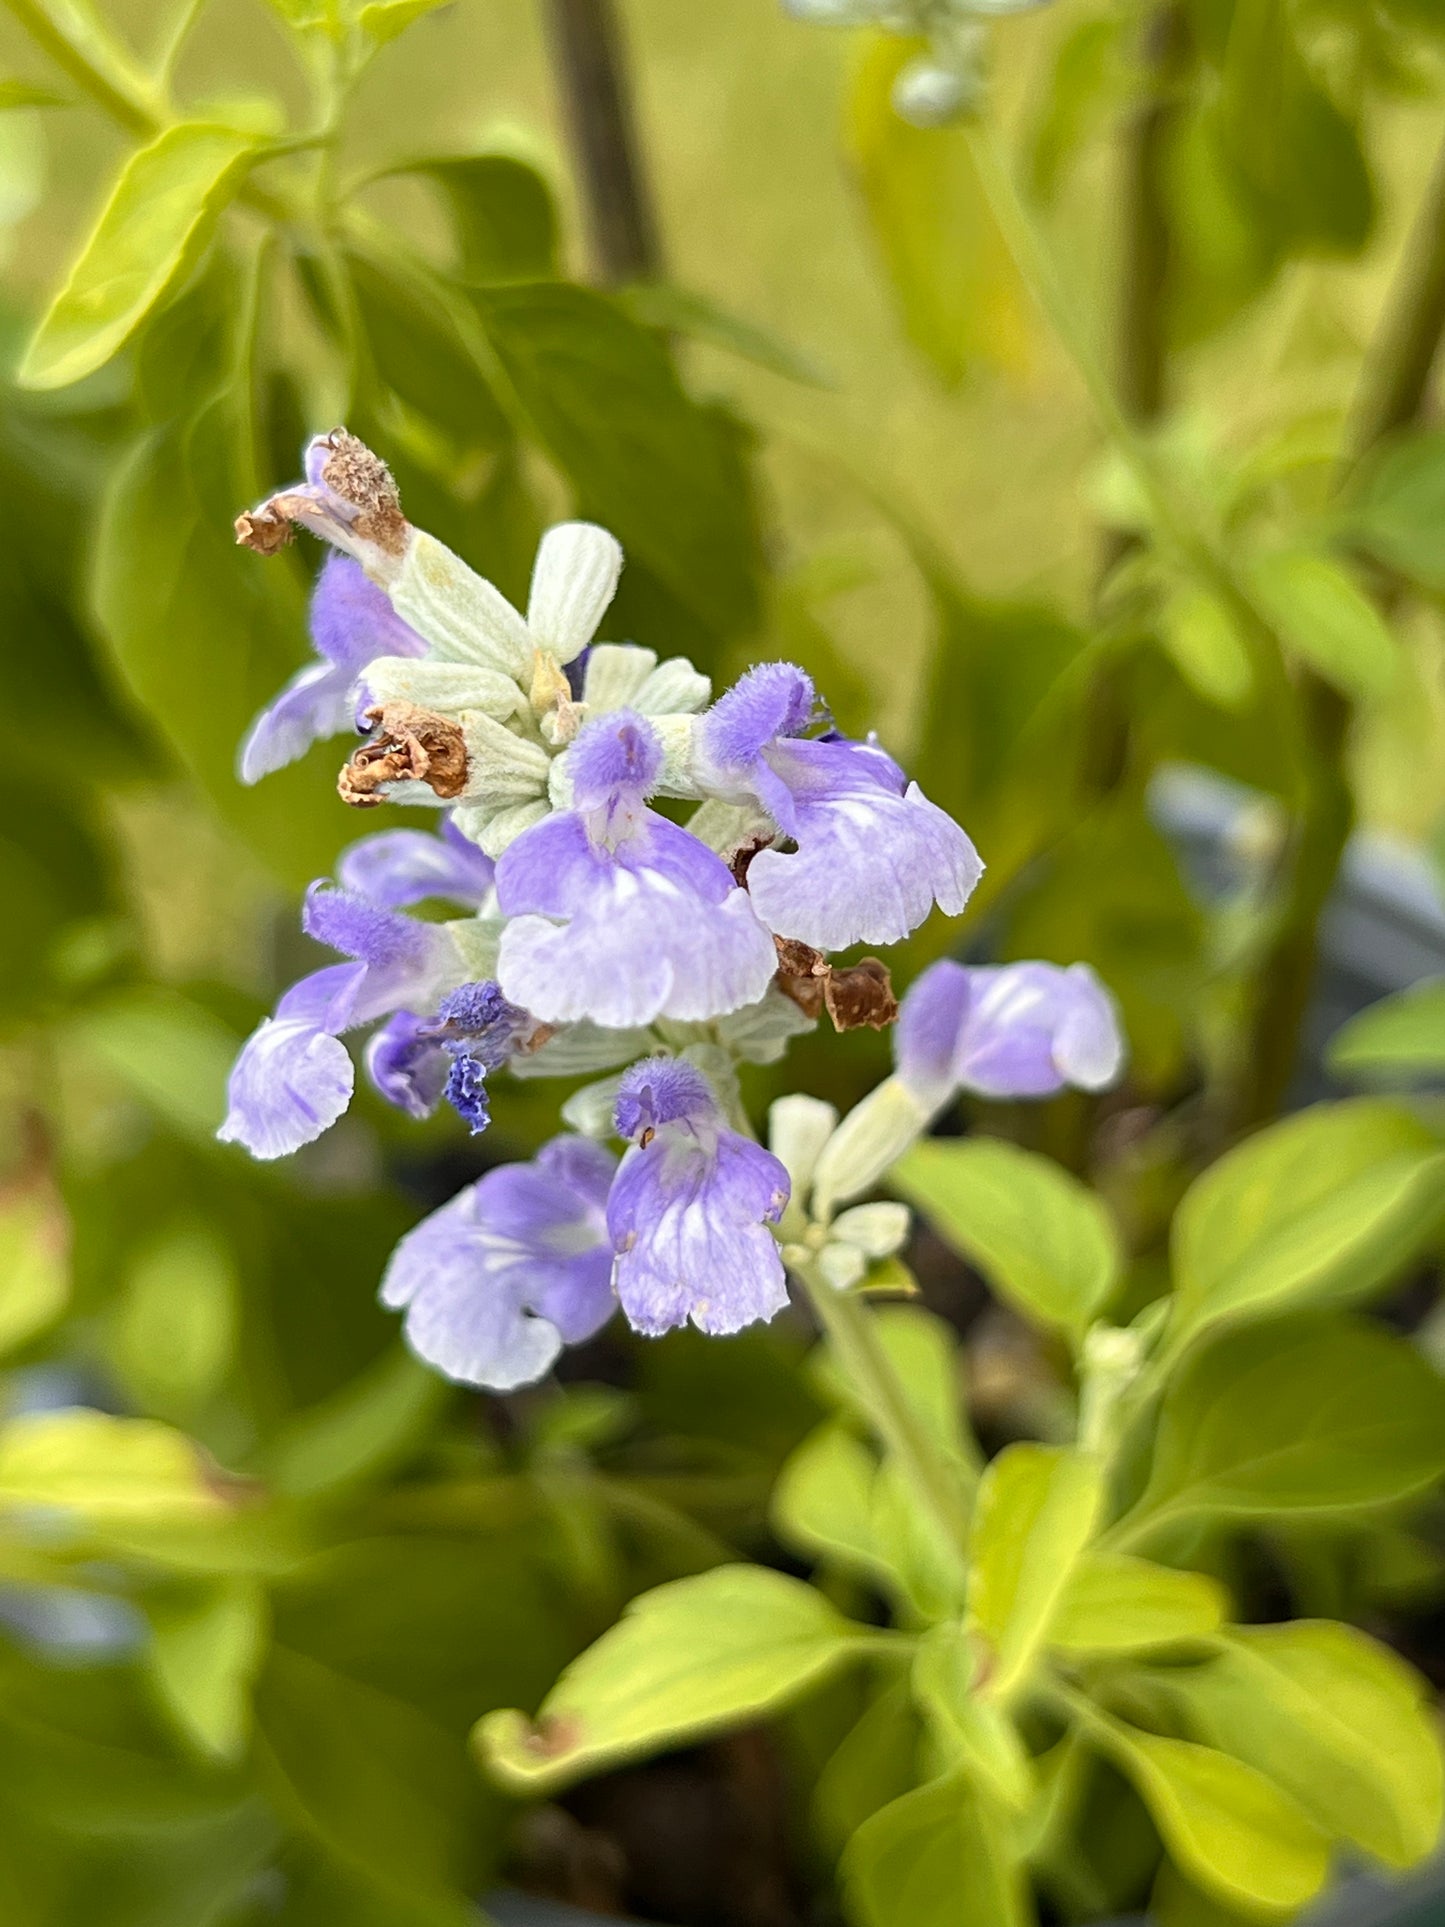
223 432 1126 1386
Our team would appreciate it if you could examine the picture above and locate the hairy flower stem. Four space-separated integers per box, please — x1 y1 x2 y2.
795 1261 971 1555
543 0 664 285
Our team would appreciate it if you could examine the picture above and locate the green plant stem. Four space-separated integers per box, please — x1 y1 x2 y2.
794 1260 969 1556
4 0 161 132
542 0 663 285
8 0 308 228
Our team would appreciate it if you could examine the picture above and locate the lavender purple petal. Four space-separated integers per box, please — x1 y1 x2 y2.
607 1059 791 1337
237 556 426 786
380 1136 617 1389
895 958 1126 1105
336 818 495 910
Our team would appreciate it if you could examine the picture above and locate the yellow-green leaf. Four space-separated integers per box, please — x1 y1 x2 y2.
115 1218 237 1415
1170 1100 1445 1342
0 1409 224 1523
1160 586 1254 711
967 1445 1102 1699
477 1566 875 1792
1328 979 1445 1079
1155 1621 1443 1870
1049 1552 1227 1655
0 1175 69 1357
842 1771 1029 1927
894 1138 1119 1344
19 121 262 390
148 1579 267 1761
1088 1715 1330 1916
1251 549 1398 700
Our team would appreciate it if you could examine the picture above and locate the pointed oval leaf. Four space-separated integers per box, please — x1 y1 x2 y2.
1251 549 1398 700
894 1138 1120 1343
1049 1552 1227 1655
1091 1717 1330 1915
967 1445 1103 1699
0 1174 69 1358
19 122 262 390
0 1409 225 1523
477 1566 875 1792
771 1420 890 1584
1170 1099 1445 1341
1118 1316 1445 1542
1328 980 1445 1079
841 1771 1030 1927
148 1579 267 1762
1154 1621 1443 1870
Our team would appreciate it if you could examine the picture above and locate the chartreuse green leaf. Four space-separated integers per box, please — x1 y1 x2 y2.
841 1771 1029 1927
0 1410 225 1523
19 122 263 389
847 33 1030 387
815 1684 922 1855
1345 429 1445 592
357 0 449 42
478 1566 879 1792
0 1174 68 1357
1170 1100 1445 1343
893 1139 1120 1345
0 78 67 108
1151 1621 1442 1869
148 1579 267 1762
1328 980 1445 1078
967 1446 1102 1700
1078 1707 1330 1917
812 1305 978 1473
912 1624 1034 1812
1159 586 1254 711
1250 550 1398 700
1114 1317 1445 1546
772 1421 891 1584
870 1455 970 1620
1048 1553 1227 1655
115 1218 237 1416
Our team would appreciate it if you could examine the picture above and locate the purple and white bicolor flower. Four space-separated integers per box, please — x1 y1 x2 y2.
238 555 427 784
695 663 983 951
335 817 495 911
495 710 778 1028
217 884 463 1160
607 1059 792 1337
380 1136 618 1390
895 958 1126 1110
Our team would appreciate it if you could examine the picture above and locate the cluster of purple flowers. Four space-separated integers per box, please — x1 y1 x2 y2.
219 433 1125 1389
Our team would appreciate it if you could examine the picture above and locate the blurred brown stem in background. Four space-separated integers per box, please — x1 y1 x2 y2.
1232 119 1445 1132
543 0 664 285
1081 1 1191 803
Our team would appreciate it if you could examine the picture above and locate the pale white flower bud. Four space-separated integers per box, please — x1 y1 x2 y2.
810 1075 931 1221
